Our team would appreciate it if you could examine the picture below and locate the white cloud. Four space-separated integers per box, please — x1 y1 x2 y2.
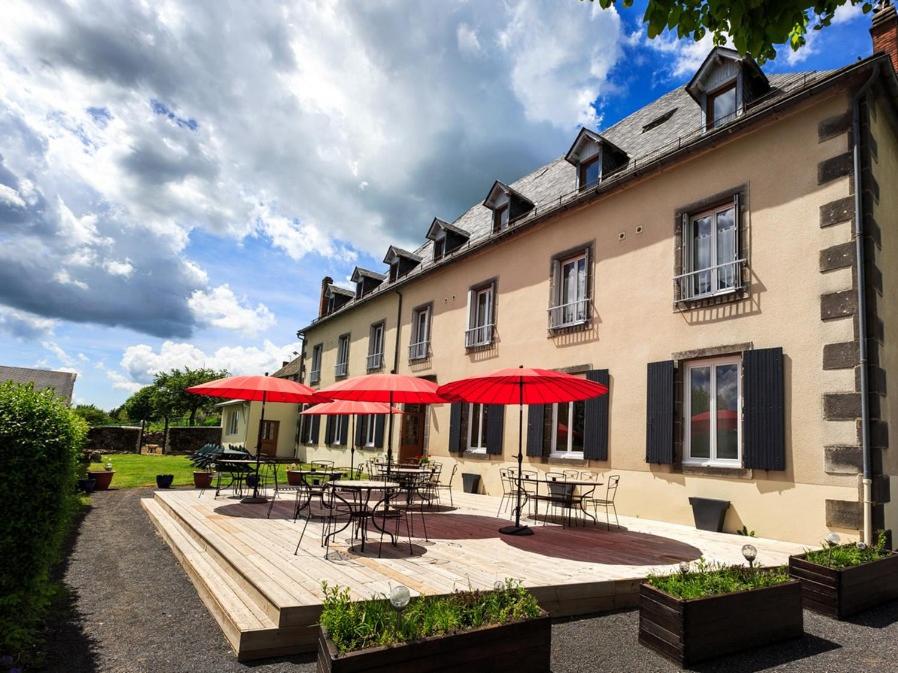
0 306 56 339
41 338 78 368
0 183 25 208
457 23 482 57
103 259 134 277
120 339 294 384
105 368 142 393
188 284 276 335
642 31 721 79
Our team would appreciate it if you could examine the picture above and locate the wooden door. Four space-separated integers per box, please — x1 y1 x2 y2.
259 420 279 456
399 404 426 462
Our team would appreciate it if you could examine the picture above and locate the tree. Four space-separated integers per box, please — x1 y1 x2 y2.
122 386 159 449
72 403 115 427
151 368 228 452
586 0 874 62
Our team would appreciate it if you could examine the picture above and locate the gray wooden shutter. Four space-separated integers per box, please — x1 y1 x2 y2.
374 415 385 448
448 402 463 453
486 405 505 455
743 347 785 470
526 404 545 457
584 369 609 460
324 416 334 445
310 416 320 444
646 361 675 464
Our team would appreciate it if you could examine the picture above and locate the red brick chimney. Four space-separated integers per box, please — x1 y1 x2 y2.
318 276 333 317
872 1 898 74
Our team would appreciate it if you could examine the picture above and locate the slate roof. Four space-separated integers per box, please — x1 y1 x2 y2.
0 365 77 402
302 59 876 331
272 356 302 379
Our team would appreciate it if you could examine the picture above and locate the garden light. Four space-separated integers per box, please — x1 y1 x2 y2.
741 544 757 568
679 561 690 574
825 532 841 547
390 584 411 610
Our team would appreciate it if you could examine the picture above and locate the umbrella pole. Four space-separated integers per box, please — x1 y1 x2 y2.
350 414 355 476
243 389 268 503
500 369 533 536
387 390 394 479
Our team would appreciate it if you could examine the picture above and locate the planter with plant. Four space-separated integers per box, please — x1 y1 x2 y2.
286 463 303 486
155 474 174 489
87 461 115 490
639 556 802 666
789 532 898 619
193 470 213 488
317 579 550 673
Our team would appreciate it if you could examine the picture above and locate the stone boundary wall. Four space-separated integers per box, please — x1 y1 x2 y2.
165 426 222 454
86 426 142 454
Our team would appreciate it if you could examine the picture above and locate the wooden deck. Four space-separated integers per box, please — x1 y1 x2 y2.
142 488 805 661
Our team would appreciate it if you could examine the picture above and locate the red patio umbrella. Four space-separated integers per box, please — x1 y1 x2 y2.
318 373 446 476
186 375 330 503
301 400 403 474
437 366 608 536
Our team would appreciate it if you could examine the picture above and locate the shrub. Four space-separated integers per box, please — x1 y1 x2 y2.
0 382 87 663
320 578 542 654
647 558 791 600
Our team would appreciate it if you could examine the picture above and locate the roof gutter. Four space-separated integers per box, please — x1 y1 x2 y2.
852 61 880 546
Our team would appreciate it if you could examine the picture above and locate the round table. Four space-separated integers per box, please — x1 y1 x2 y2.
514 476 602 526
325 480 401 552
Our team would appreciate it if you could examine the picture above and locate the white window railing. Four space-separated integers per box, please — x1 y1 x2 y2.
409 341 429 361
334 361 348 377
674 259 745 302
547 298 590 329
465 324 494 348
309 369 320 385
366 352 383 371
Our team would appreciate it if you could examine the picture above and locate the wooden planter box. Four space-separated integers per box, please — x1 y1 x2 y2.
317 613 551 673
638 579 803 667
789 551 898 619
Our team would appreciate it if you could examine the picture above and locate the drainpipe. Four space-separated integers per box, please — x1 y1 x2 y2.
852 62 880 546
392 289 403 374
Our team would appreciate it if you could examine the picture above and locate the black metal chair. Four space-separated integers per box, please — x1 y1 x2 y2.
591 475 620 529
432 463 457 507
497 467 515 517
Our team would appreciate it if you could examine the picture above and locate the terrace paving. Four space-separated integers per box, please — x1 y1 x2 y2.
42 488 898 673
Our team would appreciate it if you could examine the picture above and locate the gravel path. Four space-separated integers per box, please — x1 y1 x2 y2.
40 488 898 672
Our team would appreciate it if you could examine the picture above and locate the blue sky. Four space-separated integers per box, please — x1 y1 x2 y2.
0 0 877 409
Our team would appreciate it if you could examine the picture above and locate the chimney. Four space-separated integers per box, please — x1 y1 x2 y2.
872 1 898 74
318 276 333 317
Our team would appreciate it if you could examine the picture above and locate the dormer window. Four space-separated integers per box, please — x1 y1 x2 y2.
482 181 534 234
685 47 769 132
426 217 469 261
564 128 628 191
383 246 422 282
325 284 354 314
351 267 386 299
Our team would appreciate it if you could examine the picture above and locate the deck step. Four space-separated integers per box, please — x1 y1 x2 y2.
141 498 315 660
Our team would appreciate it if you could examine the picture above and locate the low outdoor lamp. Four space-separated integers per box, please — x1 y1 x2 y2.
741 544 758 568
857 541 868 551
825 532 841 547
390 584 411 632
678 561 690 575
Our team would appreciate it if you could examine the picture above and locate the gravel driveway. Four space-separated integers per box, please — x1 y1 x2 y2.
40 488 898 672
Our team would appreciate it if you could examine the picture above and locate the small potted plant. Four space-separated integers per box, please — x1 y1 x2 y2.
193 469 214 488
156 474 174 489
286 463 304 486
76 457 96 493
789 531 898 619
88 460 115 490
317 579 549 673
639 553 802 666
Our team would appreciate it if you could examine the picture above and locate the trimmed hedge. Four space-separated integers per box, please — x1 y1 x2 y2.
0 381 87 662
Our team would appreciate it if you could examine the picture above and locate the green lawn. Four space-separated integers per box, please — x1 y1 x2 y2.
98 454 303 489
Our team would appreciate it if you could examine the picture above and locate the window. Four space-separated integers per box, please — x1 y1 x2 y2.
409 305 431 361
542 400 585 457
310 344 322 385
677 201 740 301
549 251 589 329
364 414 377 447
300 405 316 444
683 357 741 466
460 403 489 453
578 156 600 190
226 407 240 435
493 204 510 232
707 83 737 129
331 416 347 446
335 334 350 377
465 284 494 347
367 322 384 371
433 236 445 261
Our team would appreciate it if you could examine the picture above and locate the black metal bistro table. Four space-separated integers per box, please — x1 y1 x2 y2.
515 475 602 527
323 479 401 553
213 458 270 497
288 469 345 519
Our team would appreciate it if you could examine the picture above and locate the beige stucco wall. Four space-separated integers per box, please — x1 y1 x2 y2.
301 88 872 545
870 92 898 535
220 400 302 459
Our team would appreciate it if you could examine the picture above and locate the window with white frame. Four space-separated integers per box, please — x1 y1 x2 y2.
364 414 377 447
335 334 350 377
706 82 737 129
683 357 741 466
367 322 384 370
678 202 739 301
409 305 431 361
466 284 494 347
331 416 347 446
578 156 601 190
542 400 585 457
300 406 315 444
460 403 489 453
549 251 589 329
310 344 323 384
226 407 240 435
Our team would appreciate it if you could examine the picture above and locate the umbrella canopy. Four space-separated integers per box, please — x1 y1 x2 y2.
300 400 403 415
436 367 608 405
186 375 330 403
319 373 446 404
